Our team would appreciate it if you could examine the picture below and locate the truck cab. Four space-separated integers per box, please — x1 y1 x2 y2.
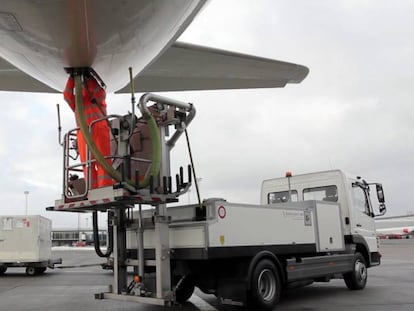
261 169 386 266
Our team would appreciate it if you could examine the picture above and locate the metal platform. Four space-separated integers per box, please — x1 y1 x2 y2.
49 93 199 306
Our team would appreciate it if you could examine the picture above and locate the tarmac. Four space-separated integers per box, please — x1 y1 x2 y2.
0 239 413 311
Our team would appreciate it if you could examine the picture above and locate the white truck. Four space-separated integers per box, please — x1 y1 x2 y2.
122 169 386 309
50 94 386 310
0 215 62 276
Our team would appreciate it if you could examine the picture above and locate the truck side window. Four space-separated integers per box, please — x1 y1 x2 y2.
268 190 298 204
303 185 338 202
351 186 369 214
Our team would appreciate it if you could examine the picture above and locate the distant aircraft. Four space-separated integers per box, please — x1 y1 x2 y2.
0 0 308 94
376 215 414 238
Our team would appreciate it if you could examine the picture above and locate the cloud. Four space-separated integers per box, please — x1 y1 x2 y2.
0 0 413 229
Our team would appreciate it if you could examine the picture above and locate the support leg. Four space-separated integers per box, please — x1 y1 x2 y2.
154 205 171 300
113 207 127 294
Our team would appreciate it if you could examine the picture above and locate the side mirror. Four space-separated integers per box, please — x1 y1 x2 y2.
378 203 386 216
376 184 385 203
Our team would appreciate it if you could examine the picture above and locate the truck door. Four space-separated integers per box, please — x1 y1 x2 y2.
350 183 377 252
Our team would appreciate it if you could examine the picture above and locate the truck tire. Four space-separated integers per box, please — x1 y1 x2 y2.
26 266 37 276
343 252 367 290
247 259 281 311
0 266 7 275
175 275 195 303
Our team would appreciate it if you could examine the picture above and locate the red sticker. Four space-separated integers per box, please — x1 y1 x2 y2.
218 206 226 219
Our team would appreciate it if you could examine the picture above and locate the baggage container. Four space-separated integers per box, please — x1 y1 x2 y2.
0 215 61 275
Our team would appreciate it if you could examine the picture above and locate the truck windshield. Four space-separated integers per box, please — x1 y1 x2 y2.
351 186 369 214
268 190 298 203
303 185 338 202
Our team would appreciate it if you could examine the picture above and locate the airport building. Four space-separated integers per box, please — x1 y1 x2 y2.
51 228 108 246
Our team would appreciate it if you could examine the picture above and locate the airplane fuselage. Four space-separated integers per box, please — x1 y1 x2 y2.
0 0 208 92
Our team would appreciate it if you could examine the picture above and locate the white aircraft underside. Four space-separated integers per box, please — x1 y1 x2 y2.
0 0 309 93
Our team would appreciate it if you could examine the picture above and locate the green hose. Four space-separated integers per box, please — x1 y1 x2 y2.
74 75 161 189
74 75 123 183
140 110 161 188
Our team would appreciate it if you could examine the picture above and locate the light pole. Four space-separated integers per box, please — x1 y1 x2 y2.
78 213 81 242
24 190 29 215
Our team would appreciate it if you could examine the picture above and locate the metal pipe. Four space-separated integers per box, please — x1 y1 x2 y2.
137 204 144 280
137 92 196 149
128 67 136 140
136 92 197 187
56 104 63 146
167 105 196 148
138 93 193 115
287 176 292 202
24 190 29 215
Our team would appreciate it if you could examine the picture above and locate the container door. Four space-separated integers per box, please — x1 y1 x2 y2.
316 202 344 251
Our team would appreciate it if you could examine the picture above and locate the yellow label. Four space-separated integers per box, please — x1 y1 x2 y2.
219 235 225 245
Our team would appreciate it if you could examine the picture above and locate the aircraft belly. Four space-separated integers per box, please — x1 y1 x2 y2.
0 0 207 92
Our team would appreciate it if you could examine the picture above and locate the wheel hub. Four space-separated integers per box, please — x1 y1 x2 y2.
355 260 367 282
257 269 276 302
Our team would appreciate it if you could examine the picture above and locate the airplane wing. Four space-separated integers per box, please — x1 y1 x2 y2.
0 57 58 93
0 42 309 94
116 42 309 93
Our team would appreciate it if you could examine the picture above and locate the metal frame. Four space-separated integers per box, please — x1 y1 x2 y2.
138 93 194 301
54 93 196 306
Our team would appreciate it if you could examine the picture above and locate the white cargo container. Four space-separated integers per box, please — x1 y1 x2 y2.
0 215 61 275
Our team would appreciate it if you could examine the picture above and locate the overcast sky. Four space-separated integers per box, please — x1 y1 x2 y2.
0 0 413 228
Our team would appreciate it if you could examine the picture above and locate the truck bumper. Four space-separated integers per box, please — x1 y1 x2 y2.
370 252 381 266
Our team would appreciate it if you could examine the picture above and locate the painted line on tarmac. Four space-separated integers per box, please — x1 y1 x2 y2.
189 294 218 311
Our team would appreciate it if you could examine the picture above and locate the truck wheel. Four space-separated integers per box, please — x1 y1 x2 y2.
247 259 281 311
175 275 195 303
0 266 7 275
343 252 367 290
26 267 37 276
